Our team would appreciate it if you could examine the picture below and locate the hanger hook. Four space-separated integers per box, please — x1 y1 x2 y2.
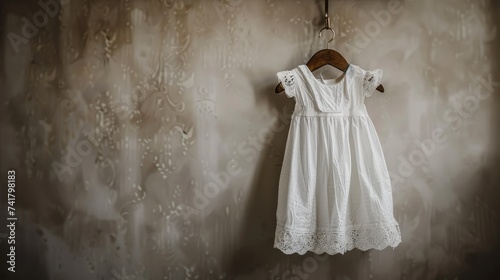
319 27 335 49
319 0 335 49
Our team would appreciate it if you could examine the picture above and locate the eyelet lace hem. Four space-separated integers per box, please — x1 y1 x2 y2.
274 224 402 255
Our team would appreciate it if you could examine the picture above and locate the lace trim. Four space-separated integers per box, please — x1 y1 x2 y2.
277 70 296 98
274 224 402 255
363 69 383 97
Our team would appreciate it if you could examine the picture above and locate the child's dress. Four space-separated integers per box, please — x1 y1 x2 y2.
274 64 402 255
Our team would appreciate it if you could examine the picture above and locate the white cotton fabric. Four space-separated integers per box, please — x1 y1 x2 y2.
274 64 402 255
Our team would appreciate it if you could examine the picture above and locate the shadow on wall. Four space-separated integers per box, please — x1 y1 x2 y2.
225 79 291 276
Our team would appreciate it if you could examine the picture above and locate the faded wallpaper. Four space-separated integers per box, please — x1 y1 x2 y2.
1 0 500 279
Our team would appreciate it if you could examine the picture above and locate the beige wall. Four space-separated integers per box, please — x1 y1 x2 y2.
1 0 500 279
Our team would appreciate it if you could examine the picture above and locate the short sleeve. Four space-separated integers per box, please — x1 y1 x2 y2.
363 69 383 97
277 70 297 98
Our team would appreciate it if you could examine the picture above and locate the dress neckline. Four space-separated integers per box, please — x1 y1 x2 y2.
299 64 351 89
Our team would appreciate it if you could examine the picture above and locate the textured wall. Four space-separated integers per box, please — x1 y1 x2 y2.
1 0 500 279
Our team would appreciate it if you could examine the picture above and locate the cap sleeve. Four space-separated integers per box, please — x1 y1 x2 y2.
363 69 383 97
277 70 297 98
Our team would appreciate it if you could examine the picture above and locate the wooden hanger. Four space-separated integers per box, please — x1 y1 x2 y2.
275 1 385 94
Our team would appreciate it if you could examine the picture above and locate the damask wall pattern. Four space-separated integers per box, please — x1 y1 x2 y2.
1 0 500 279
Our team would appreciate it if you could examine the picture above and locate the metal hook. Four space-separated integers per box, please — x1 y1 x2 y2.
319 24 336 49
318 0 335 49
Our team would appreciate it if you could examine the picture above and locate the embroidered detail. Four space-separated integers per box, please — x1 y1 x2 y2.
283 72 294 87
278 70 296 97
274 224 402 255
363 70 382 97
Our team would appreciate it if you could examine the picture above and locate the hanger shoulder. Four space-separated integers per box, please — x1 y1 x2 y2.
306 49 349 72
376 84 384 93
275 82 284 93
307 49 386 93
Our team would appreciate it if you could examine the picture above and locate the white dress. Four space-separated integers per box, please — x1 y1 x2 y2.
274 64 402 255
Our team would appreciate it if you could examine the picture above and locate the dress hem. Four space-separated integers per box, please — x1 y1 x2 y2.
273 223 402 255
